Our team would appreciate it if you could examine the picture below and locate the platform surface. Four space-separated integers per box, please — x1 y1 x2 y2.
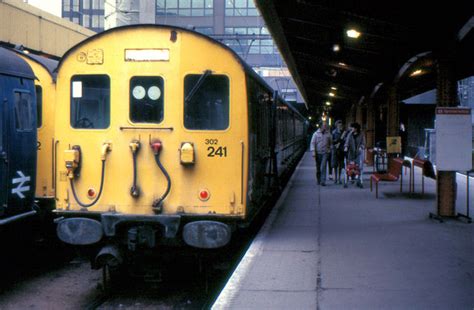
213 152 474 309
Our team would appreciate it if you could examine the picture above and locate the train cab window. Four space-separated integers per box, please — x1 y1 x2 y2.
184 74 229 130
35 85 42 128
130 76 164 123
70 75 110 129
14 92 34 131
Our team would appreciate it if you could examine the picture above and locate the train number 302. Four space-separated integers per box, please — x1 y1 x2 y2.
207 146 227 157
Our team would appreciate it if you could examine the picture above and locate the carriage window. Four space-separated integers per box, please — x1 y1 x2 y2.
14 92 34 131
130 76 164 123
184 74 229 130
35 86 42 128
70 75 110 129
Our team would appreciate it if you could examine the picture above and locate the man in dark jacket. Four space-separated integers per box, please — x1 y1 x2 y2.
331 120 347 184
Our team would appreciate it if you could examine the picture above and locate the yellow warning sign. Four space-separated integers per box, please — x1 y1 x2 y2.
386 136 401 154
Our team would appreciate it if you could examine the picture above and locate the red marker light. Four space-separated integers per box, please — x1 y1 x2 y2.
199 189 210 201
87 188 96 199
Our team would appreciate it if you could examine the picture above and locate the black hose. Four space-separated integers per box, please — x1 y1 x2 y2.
70 160 106 208
152 153 171 210
130 149 140 197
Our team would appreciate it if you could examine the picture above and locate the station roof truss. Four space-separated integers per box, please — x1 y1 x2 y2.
255 0 474 117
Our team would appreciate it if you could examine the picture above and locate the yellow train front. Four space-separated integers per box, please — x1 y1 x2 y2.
54 25 306 266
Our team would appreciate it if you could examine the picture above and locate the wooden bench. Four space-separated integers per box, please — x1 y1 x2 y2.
370 158 405 198
411 158 436 195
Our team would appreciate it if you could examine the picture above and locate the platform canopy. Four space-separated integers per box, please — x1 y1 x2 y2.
255 0 474 117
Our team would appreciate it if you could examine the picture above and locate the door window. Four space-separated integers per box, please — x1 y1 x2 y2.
14 92 34 131
184 74 229 130
70 75 110 129
35 85 42 128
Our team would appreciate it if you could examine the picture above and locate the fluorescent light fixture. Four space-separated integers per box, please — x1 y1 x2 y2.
410 69 423 77
325 101 331 106
333 44 340 52
329 92 335 97
346 29 361 39
331 87 337 90
338 62 347 67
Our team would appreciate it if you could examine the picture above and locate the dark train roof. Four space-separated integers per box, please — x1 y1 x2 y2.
11 49 58 80
0 47 35 79
24 53 58 79
57 24 305 119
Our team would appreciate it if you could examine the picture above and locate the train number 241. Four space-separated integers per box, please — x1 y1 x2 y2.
205 139 227 157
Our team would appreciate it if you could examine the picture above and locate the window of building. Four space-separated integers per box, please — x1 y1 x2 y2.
225 0 257 16
130 77 164 123
92 15 100 28
35 86 42 128
223 27 277 55
14 92 34 131
70 75 110 129
184 74 229 130
72 0 79 11
82 15 90 27
195 27 214 35
63 0 71 11
156 0 213 16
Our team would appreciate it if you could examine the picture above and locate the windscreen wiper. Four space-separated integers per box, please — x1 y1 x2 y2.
185 70 212 104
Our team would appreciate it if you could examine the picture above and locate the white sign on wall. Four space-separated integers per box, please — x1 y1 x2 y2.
435 107 472 171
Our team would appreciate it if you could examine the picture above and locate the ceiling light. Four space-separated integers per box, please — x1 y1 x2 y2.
325 101 331 106
410 69 423 77
338 62 347 67
346 29 361 39
329 92 335 97
308 116 312 120
331 87 337 90
332 44 340 52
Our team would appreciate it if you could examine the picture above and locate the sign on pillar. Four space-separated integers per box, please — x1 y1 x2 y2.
434 107 472 219
435 107 472 171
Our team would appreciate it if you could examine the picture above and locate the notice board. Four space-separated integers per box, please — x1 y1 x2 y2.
386 136 401 154
435 107 472 171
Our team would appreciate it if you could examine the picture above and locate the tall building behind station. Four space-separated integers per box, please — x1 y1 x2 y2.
61 0 303 104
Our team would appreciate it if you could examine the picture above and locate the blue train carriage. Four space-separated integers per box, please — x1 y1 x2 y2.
0 47 37 227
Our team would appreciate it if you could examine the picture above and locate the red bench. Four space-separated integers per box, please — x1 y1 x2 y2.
411 158 436 195
370 158 406 198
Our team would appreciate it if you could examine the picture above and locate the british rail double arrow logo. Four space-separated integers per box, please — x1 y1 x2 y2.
11 171 30 199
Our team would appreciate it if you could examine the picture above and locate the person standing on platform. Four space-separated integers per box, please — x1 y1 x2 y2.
399 122 408 157
344 122 366 187
331 120 347 184
310 123 332 186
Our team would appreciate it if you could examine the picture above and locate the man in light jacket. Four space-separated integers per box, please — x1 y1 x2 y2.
310 123 332 186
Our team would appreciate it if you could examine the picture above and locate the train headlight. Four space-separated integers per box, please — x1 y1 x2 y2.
180 142 195 165
183 221 231 249
199 189 210 201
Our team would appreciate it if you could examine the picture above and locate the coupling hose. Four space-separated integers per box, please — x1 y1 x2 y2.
70 160 106 208
130 141 140 197
152 152 171 211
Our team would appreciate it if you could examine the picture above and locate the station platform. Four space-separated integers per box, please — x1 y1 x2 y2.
213 152 474 309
